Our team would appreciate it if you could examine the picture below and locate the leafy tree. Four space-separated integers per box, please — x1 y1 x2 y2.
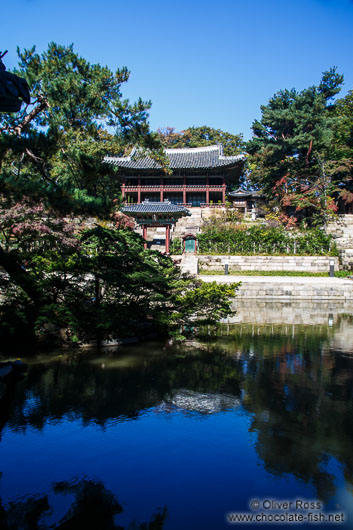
1 218 239 346
0 43 237 348
157 125 244 155
247 68 345 225
332 89 353 211
0 42 163 209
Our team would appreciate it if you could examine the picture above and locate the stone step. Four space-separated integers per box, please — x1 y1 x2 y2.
180 256 198 275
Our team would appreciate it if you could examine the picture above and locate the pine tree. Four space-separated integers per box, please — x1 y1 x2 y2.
247 68 344 225
0 43 237 348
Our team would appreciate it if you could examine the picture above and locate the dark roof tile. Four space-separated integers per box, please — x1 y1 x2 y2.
122 200 190 216
105 145 244 170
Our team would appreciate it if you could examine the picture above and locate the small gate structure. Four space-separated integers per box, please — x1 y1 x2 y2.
122 200 190 254
183 234 197 254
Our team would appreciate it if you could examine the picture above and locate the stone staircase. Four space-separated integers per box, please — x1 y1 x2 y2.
171 207 203 239
326 214 353 269
180 254 199 275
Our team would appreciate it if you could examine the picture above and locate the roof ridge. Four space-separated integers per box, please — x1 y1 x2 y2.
165 145 219 154
104 144 245 169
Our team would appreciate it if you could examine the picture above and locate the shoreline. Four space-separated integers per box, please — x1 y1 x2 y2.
199 275 353 300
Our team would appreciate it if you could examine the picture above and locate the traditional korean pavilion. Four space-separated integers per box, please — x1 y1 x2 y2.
121 200 190 254
227 188 264 216
105 145 244 207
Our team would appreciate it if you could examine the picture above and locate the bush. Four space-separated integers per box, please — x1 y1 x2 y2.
197 226 337 256
170 237 183 255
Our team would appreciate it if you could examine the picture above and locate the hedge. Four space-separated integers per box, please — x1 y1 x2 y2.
197 226 338 256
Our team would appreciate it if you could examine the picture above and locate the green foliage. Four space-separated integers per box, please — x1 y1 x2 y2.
0 43 237 349
0 42 163 214
332 90 353 210
199 270 344 277
172 280 240 328
157 125 245 155
197 225 337 256
0 216 239 346
247 68 346 224
170 237 183 255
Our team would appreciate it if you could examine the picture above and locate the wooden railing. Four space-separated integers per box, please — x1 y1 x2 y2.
123 185 224 191
200 203 226 208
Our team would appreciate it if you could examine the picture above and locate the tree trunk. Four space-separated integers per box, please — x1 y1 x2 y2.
0 245 46 309
305 140 313 168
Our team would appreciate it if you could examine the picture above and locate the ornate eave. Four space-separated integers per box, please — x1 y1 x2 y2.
121 200 190 225
105 145 244 172
228 188 263 199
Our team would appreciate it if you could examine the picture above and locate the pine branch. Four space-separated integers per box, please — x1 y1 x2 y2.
24 147 57 186
13 95 49 136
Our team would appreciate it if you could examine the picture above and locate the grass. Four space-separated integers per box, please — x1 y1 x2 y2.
199 269 352 277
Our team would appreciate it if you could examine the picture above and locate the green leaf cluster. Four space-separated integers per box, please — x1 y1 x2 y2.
0 43 238 349
246 68 350 223
0 223 239 347
157 126 245 155
197 225 337 256
169 237 183 255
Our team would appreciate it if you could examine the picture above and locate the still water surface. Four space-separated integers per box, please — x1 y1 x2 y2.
1 305 353 529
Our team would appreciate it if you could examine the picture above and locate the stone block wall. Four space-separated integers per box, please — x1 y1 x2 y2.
233 281 351 300
198 255 339 272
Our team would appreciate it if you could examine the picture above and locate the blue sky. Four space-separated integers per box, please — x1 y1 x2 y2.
3 0 353 139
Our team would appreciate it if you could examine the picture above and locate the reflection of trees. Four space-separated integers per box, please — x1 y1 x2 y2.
199 324 353 500
3 323 353 505
3 347 242 435
0 379 20 441
217 327 353 501
199 322 334 358
0 476 167 529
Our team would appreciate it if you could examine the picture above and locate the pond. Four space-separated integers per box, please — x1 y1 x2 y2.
1 303 353 529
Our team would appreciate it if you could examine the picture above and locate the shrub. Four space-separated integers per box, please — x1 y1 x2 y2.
197 226 337 256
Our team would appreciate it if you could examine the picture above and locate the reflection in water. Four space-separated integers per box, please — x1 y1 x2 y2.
201 316 353 503
0 476 167 529
160 389 240 415
228 299 353 326
2 348 242 434
1 307 353 528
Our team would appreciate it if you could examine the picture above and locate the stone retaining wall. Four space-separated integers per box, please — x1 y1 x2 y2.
340 249 353 270
198 255 339 272
234 281 351 300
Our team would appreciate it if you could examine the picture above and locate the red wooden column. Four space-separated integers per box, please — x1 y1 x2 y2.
138 176 141 204
122 179 126 200
222 177 226 204
206 176 209 204
183 176 187 204
142 224 148 249
165 225 170 254
160 177 164 202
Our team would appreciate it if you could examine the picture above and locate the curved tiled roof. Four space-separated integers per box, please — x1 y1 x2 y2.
105 145 244 170
228 188 263 198
122 200 190 216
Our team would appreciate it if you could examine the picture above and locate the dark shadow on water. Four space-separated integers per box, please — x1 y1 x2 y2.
0 476 167 530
